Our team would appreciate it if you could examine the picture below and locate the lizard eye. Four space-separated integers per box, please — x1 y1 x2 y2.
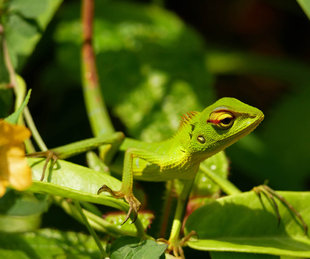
207 111 235 129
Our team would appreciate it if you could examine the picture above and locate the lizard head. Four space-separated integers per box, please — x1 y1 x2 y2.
184 97 264 157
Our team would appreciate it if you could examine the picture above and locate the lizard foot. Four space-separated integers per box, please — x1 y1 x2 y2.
27 150 58 181
157 231 197 259
97 185 141 224
253 184 308 235
123 193 141 224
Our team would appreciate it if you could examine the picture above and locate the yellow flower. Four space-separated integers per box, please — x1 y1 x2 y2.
0 120 31 197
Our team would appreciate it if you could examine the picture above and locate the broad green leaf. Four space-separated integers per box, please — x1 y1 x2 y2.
110 236 167 259
185 191 310 257
0 190 48 232
0 212 41 233
9 0 49 19
29 158 149 235
0 228 104 259
5 88 31 124
29 158 127 211
297 0 310 20
3 0 62 70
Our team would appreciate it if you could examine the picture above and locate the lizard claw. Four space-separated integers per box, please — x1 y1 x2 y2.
253 184 308 235
123 194 141 224
97 184 120 196
97 185 141 224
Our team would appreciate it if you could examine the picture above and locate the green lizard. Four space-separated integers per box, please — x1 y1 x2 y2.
31 97 264 255
97 97 264 224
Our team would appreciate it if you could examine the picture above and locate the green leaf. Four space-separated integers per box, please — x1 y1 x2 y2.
9 0 50 19
29 157 149 235
0 191 48 216
29 158 127 211
0 190 48 232
185 191 310 257
297 0 310 20
0 228 104 258
110 236 167 259
3 0 62 70
5 88 31 124
104 211 154 233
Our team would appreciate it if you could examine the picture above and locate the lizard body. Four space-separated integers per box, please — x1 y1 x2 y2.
99 97 264 222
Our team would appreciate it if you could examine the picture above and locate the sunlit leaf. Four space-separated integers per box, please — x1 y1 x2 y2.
185 191 310 257
3 0 62 70
0 228 104 258
29 158 127 211
297 0 310 20
110 236 167 259
0 191 48 232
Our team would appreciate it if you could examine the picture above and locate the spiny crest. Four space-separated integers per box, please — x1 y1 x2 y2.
179 111 198 128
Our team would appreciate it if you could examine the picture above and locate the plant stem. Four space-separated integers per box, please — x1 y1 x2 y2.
2 29 37 152
81 0 114 137
57 197 143 237
168 179 194 247
74 200 107 257
24 106 47 151
159 180 175 238
200 163 241 195
206 49 310 87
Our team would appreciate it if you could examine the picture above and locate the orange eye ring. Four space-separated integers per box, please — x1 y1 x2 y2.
207 111 235 129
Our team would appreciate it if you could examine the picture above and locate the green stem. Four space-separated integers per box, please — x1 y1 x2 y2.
132 214 147 239
86 151 109 174
2 31 36 152
168 179 194 246
24 106 47 152
159 180 174 238
81 0 114 136
200 163 241 195
65 198 149 238
206 49 310 86
74 200 107 257
57 198 138 237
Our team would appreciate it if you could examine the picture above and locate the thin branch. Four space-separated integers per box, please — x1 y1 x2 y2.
2 28 16 89
81 0 114 137
74 200 107 256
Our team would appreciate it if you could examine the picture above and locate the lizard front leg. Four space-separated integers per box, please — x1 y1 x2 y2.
98 148 151 224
